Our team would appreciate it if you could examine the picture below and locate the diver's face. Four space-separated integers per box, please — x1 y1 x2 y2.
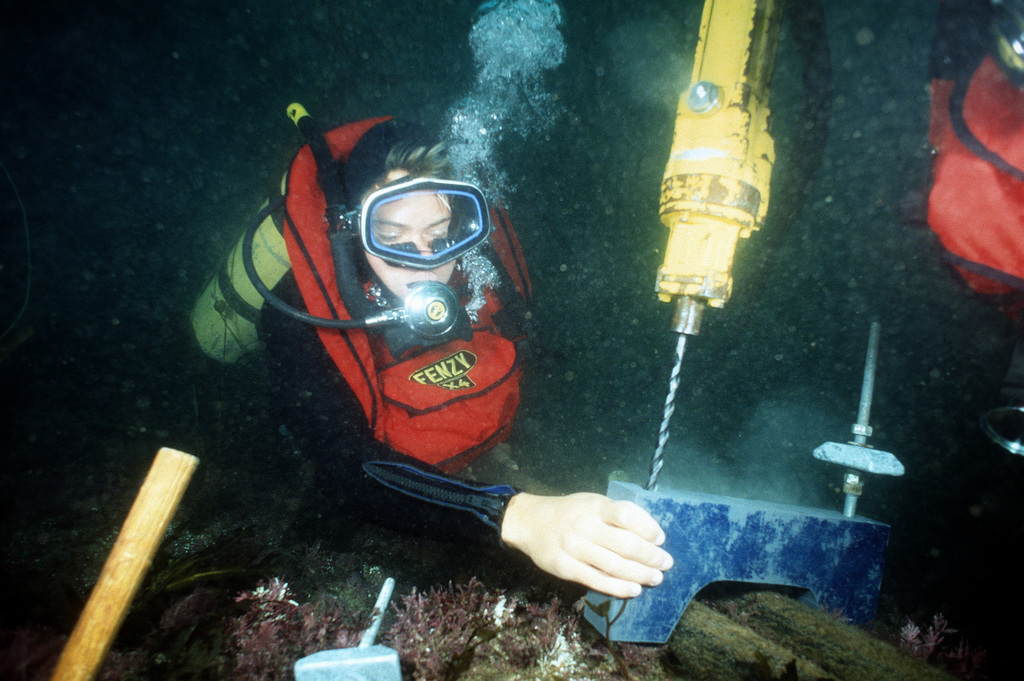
365 170 457 299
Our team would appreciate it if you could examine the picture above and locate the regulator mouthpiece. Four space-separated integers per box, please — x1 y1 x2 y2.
403 281 460 337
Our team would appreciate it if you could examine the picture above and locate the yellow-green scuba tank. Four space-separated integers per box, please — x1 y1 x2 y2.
191 187 291 362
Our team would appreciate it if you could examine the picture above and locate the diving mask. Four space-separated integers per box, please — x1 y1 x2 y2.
359 178 490 269
993 0 1024 88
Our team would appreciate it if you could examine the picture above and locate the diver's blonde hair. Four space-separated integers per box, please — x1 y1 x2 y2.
384 143 454 180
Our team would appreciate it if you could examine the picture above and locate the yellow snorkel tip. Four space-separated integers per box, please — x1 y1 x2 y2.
287 102 309 125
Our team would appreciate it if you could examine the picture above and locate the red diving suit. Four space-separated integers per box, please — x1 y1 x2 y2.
928 54 1024 319
278 118 531 473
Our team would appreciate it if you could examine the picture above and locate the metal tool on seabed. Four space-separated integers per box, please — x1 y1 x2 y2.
587 321 902 642
294 578 401 681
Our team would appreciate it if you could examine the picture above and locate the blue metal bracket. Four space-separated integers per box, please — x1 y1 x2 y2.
584 481 890 643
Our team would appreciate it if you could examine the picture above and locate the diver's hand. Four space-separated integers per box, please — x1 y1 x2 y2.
500 492 673 599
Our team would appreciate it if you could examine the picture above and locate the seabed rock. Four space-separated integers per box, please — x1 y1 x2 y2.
667 591 959 681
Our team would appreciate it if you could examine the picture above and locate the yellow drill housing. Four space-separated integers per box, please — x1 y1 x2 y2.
657 0 780 318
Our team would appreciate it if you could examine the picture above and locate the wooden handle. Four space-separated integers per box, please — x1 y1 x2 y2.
50 447 199 681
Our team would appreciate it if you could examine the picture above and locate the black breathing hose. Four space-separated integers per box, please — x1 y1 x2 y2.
240 200 401 330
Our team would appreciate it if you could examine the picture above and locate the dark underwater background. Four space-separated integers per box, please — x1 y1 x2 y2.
1 0 1019 676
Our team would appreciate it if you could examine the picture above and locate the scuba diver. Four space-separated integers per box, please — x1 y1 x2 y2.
198 112 673 598
924 0 1024 453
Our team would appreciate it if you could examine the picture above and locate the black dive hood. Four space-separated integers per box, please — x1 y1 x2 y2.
241 107 472 351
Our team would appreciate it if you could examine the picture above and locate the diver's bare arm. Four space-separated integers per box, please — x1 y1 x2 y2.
500 492 674 598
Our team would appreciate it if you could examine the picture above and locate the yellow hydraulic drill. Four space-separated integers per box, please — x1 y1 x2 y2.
648 0 781 489
658 0 779 333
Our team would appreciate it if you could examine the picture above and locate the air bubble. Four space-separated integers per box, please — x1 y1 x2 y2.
445 0 566 201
